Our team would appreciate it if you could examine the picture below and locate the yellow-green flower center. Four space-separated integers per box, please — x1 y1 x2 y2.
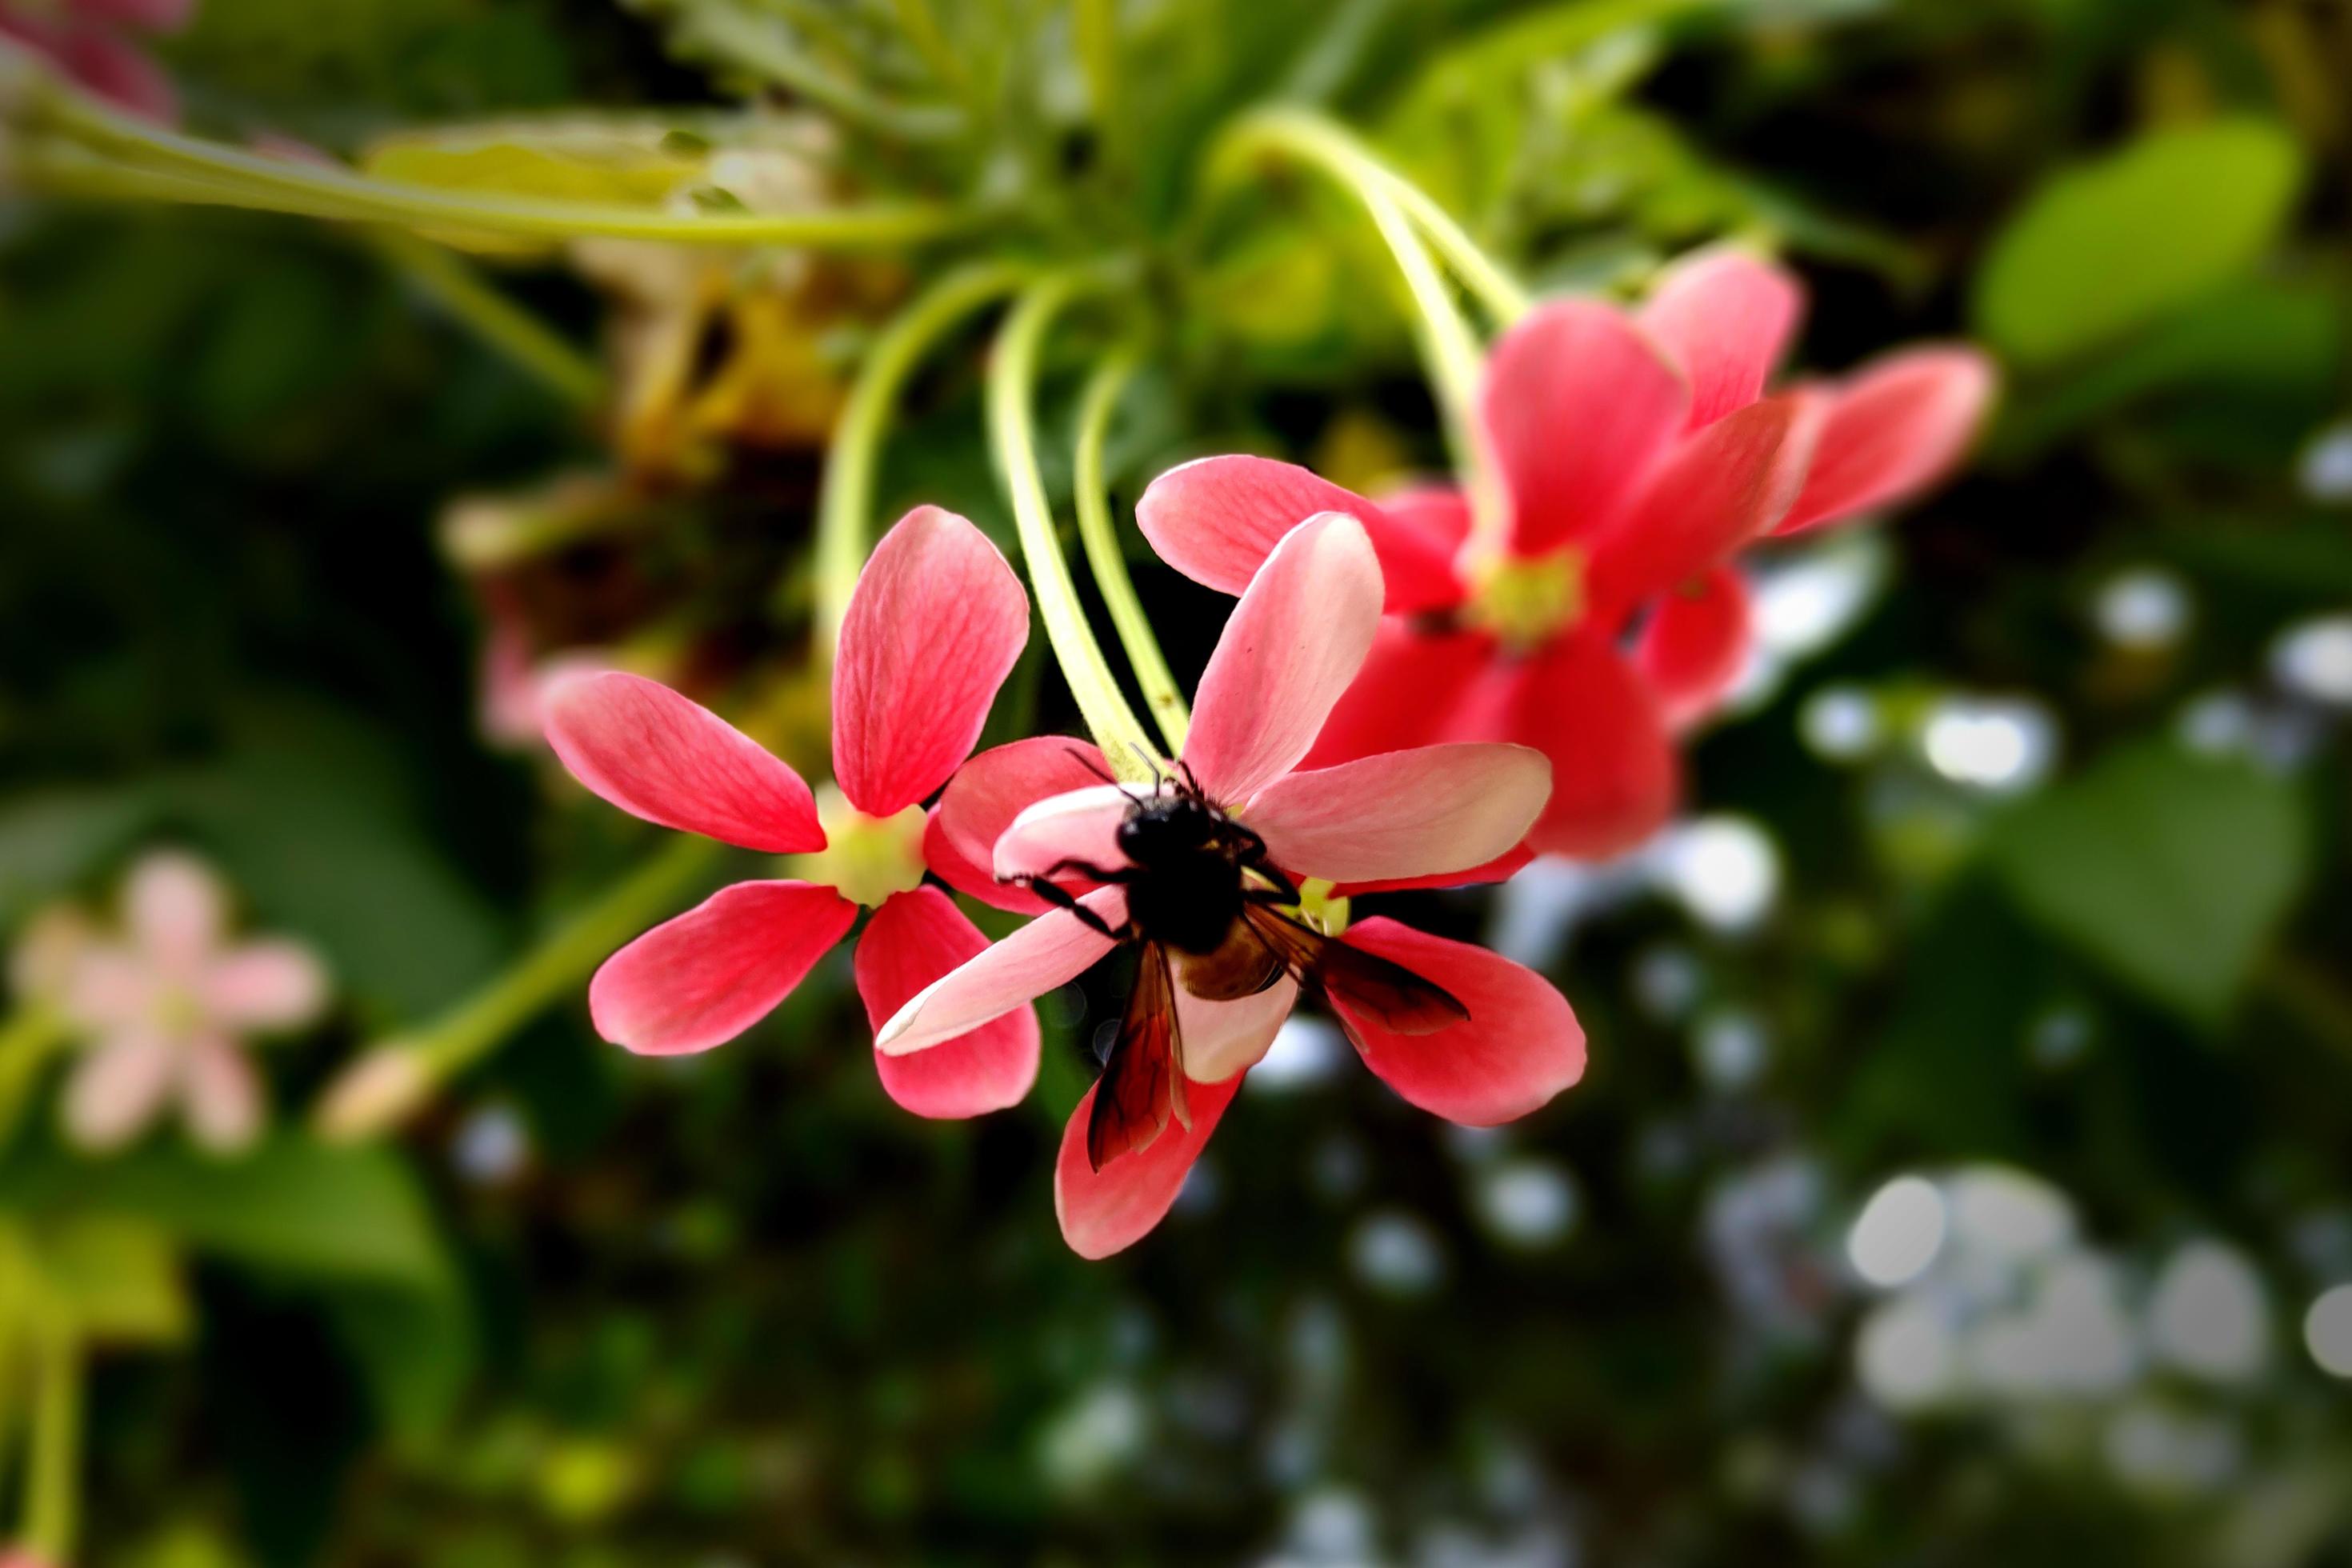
782 785 929 908
1462 547 1584 651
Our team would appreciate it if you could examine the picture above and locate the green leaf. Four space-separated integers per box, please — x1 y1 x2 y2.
1973 119 2306 370
0 785 158 926
1985 742 2310 1025
31 1214 190 1346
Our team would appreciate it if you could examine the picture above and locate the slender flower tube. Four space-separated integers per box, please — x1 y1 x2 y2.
542 505 1073 1118
877 514 1586 1257
1137 247 1997 858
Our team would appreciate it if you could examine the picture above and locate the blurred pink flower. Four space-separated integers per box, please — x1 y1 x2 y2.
0 0 195 122
542 505 1059 1118
19 850 328 1154
1138 247 1995 859
877 514 1586 1258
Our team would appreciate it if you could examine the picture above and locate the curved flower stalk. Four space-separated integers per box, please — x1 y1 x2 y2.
878 514 1586 1258
0 0 190 123
9 851 328 1154
1138 247 1997 858
541 505 1078 1117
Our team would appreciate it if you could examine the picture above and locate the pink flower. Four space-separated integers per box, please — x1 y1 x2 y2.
1 0 194 122
875 513 1585 1258
1138 248 1995 858
542 505 1058 1118
22 850 328 1155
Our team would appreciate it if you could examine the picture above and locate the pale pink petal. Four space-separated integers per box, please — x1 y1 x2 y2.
1054 1071 1243 1259
1776 346 1997 534
1458 633 1678 860
832 506 1031 816
1173 977 1298 1083
9 907 95 1007
1136 456 1465 614
543 672 824 854
924 737 1116 914
1333 918 1586 1125
854 889 1039 1118
201 940 328 1031
992 784 1135 882
1182 513 1382 805
62 944 162 1032
1334 844 1534 898
182 1035 265 1154
1635 565 1752 730
123 851 226 972
1478 300 1689 555
1586 390 1823 626
877 888 1127 1057
62 1029 178 1152
1637 248 1806 430
588 880 855 1055
1244 743 1550 885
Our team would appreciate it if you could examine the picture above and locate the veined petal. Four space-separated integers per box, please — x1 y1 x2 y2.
1334 844 1534 898
588 880 854 1055
1245 744 1550 885
1635 565 1752 731
1174 978 1298 1083
1306 620 1495 769
1135 455 1465 614
855 889 1039 1118
1777 346 1997 534
1054 1072 1243 1259
201 941 329 1032
1586 391 1823 626
1461 634 1678 860
1334 918 1586 1125
832 506 1031 816
544 672 824 854
877 888 1127 1057
924 738 1114 914
1638 248 1806 430
994 785 1136 882
1479 300 1689 556
1182 513 1382 805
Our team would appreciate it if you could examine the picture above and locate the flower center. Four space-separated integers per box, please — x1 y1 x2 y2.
152 984 206 1037
783 785 929 908
1462 547 1583 651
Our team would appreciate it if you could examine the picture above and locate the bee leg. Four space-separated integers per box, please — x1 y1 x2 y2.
1244 864 1302 906
1010 872 1129 940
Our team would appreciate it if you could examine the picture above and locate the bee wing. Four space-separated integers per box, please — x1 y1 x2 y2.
1087 942 1191 1170
1175 923 1289 1001
1238 906 1470 1037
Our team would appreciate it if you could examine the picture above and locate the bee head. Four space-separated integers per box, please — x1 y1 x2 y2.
1115 790 1224 866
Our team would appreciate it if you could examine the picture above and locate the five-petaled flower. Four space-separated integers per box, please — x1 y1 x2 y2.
1138 247 1996 859
11 850 328 1154
1 0 194 122
543 505 1079 1118
875 513 1586 1258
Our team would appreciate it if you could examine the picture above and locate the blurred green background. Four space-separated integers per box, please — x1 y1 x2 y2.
3 0 2351 1562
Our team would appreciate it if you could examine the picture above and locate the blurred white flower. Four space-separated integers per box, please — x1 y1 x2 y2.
14 851 329 1155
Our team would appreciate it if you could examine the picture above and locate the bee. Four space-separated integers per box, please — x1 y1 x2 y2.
1014 757 1470 1170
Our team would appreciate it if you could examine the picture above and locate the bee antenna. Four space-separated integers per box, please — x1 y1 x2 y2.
1126 743 1166 790
1066 745 1120 787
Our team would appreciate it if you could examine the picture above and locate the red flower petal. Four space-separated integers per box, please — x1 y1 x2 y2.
855 889 1039 1118
1635 565 1752 731
588 881 855 1055
1462 634 1678 860
924 737 1114 914
1777 346 1997 534
1053 1072 1244 1259
1135 456 1466 614
1183 513 1382 806
544 672 824 854
1306 619 1496 769
1333 844 1534 898
1637 248 1806 430
1586 390 1823 626
1478 300 1688 556
832 506 1030 816
876 889 1128 1057
1333 918 1586 1126
1245 743 1550 885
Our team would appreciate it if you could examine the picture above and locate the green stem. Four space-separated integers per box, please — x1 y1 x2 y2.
0 1011 74 1154
1223 107 1532 324
986 274 1160 778
1070 350 1189 754
22 1318 79 1565
369 230 605 409
813 261 1033 658
671 4 964 142
20 86 964 250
